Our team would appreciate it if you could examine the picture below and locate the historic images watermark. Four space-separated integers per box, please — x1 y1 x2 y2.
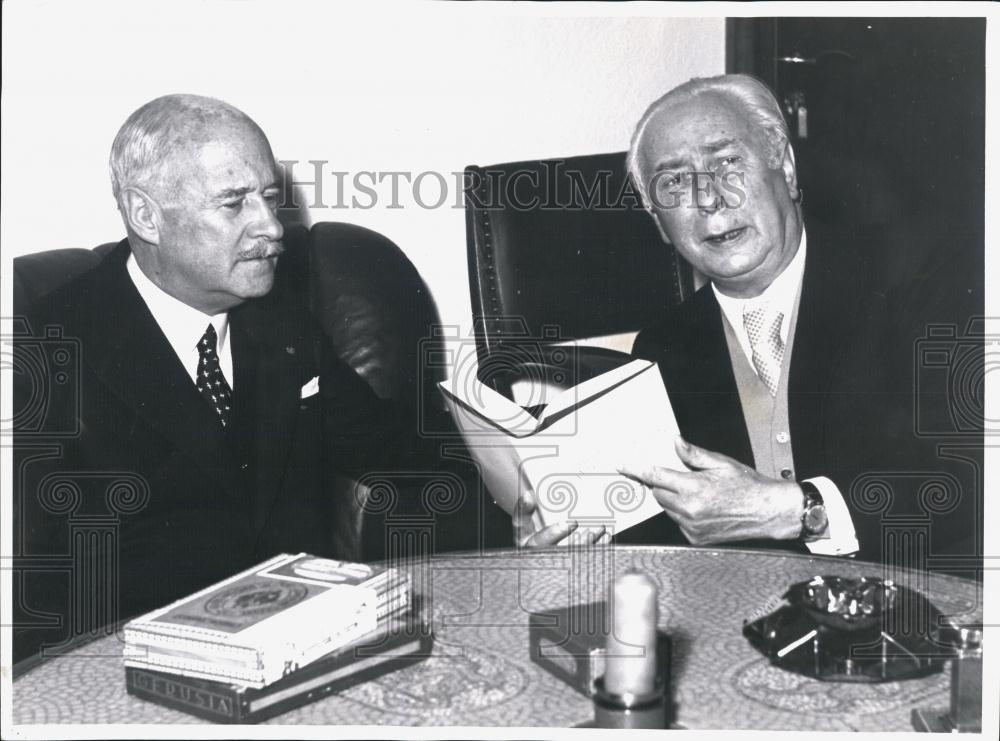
278 159 747 212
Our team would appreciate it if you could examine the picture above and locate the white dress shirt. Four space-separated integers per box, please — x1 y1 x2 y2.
713 230 807 361
711 230 858 556
126 254 234 388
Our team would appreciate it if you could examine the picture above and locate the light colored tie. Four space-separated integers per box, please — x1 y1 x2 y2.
743 304 785 396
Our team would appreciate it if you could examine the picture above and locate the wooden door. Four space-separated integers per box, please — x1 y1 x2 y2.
727 17 984 297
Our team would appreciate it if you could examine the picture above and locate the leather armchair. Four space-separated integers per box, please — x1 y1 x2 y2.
308 222 445 419
463 151 694 394
13 242 117 317
304 222 491 560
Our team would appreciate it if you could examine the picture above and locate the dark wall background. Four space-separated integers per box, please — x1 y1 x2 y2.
728 17 984 301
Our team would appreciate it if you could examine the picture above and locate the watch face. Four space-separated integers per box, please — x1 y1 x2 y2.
804 505 829 534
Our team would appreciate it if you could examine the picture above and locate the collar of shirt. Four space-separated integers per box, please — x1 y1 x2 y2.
712 228 807 365
126 253 233 388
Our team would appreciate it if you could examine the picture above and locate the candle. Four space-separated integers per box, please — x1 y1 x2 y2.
604 571 659 696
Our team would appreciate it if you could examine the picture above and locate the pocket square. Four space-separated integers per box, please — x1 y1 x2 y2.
300 376 320 399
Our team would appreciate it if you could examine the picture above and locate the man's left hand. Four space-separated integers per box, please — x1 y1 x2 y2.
619 436 803 545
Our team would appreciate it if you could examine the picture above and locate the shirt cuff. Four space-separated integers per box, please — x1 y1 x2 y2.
802 476 859 556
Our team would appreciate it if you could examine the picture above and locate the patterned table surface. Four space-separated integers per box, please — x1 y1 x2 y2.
13 545 982 729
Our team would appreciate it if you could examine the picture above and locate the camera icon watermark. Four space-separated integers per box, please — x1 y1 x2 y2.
914 318 998 437
3 319 82 438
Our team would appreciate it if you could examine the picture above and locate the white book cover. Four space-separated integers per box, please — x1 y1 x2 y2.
440 358 682 535
123 554 395 687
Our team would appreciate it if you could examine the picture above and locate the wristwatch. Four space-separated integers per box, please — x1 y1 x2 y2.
800 480 828 541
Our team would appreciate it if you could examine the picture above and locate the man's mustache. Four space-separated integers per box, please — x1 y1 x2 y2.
240 240 285 260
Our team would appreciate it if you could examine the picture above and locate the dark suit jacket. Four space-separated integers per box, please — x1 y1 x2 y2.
628 224 981 569
13 240 398 668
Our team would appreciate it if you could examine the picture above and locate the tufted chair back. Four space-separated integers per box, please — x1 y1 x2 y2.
463 151 695 396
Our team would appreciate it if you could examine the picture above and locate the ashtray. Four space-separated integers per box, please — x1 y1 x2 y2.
743 575 952 682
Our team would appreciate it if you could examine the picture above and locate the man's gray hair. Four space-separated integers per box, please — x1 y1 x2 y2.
626 74 789 208
109 93 262 211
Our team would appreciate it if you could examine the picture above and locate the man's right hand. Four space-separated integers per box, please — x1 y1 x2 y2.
512 489 608 548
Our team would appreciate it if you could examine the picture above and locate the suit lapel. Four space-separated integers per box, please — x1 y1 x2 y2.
82 243 242 496
230 302 302 534
787 226 872 476
668 288 755 467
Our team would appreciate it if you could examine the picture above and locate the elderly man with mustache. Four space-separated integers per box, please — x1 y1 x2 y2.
515 75 979 572
13 95 397 668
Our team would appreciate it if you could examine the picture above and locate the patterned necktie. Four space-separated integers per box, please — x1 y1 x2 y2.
196 324 233 427
743 304 785 396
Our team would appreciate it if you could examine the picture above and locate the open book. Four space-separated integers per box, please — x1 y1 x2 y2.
440 358 682 535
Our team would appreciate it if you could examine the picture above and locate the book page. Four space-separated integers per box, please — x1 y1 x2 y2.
520 363 680 534
536 358 656 425
444 360 681 534
439 377 541 437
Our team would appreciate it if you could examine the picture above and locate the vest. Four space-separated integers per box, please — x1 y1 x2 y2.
720 285 803 481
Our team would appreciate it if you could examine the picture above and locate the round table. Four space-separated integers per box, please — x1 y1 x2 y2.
12 546 981 729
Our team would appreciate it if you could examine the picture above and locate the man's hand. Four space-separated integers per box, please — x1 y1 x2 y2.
512 489 609 548
619 436 803 545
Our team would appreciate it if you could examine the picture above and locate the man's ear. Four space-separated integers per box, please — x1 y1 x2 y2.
120 187 163 245
641 197 673 245
779 138 800 202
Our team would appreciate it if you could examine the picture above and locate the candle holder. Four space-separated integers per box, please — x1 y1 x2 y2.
591 675 667 729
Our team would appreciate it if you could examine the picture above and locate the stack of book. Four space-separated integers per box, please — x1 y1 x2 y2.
124 553 431 722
